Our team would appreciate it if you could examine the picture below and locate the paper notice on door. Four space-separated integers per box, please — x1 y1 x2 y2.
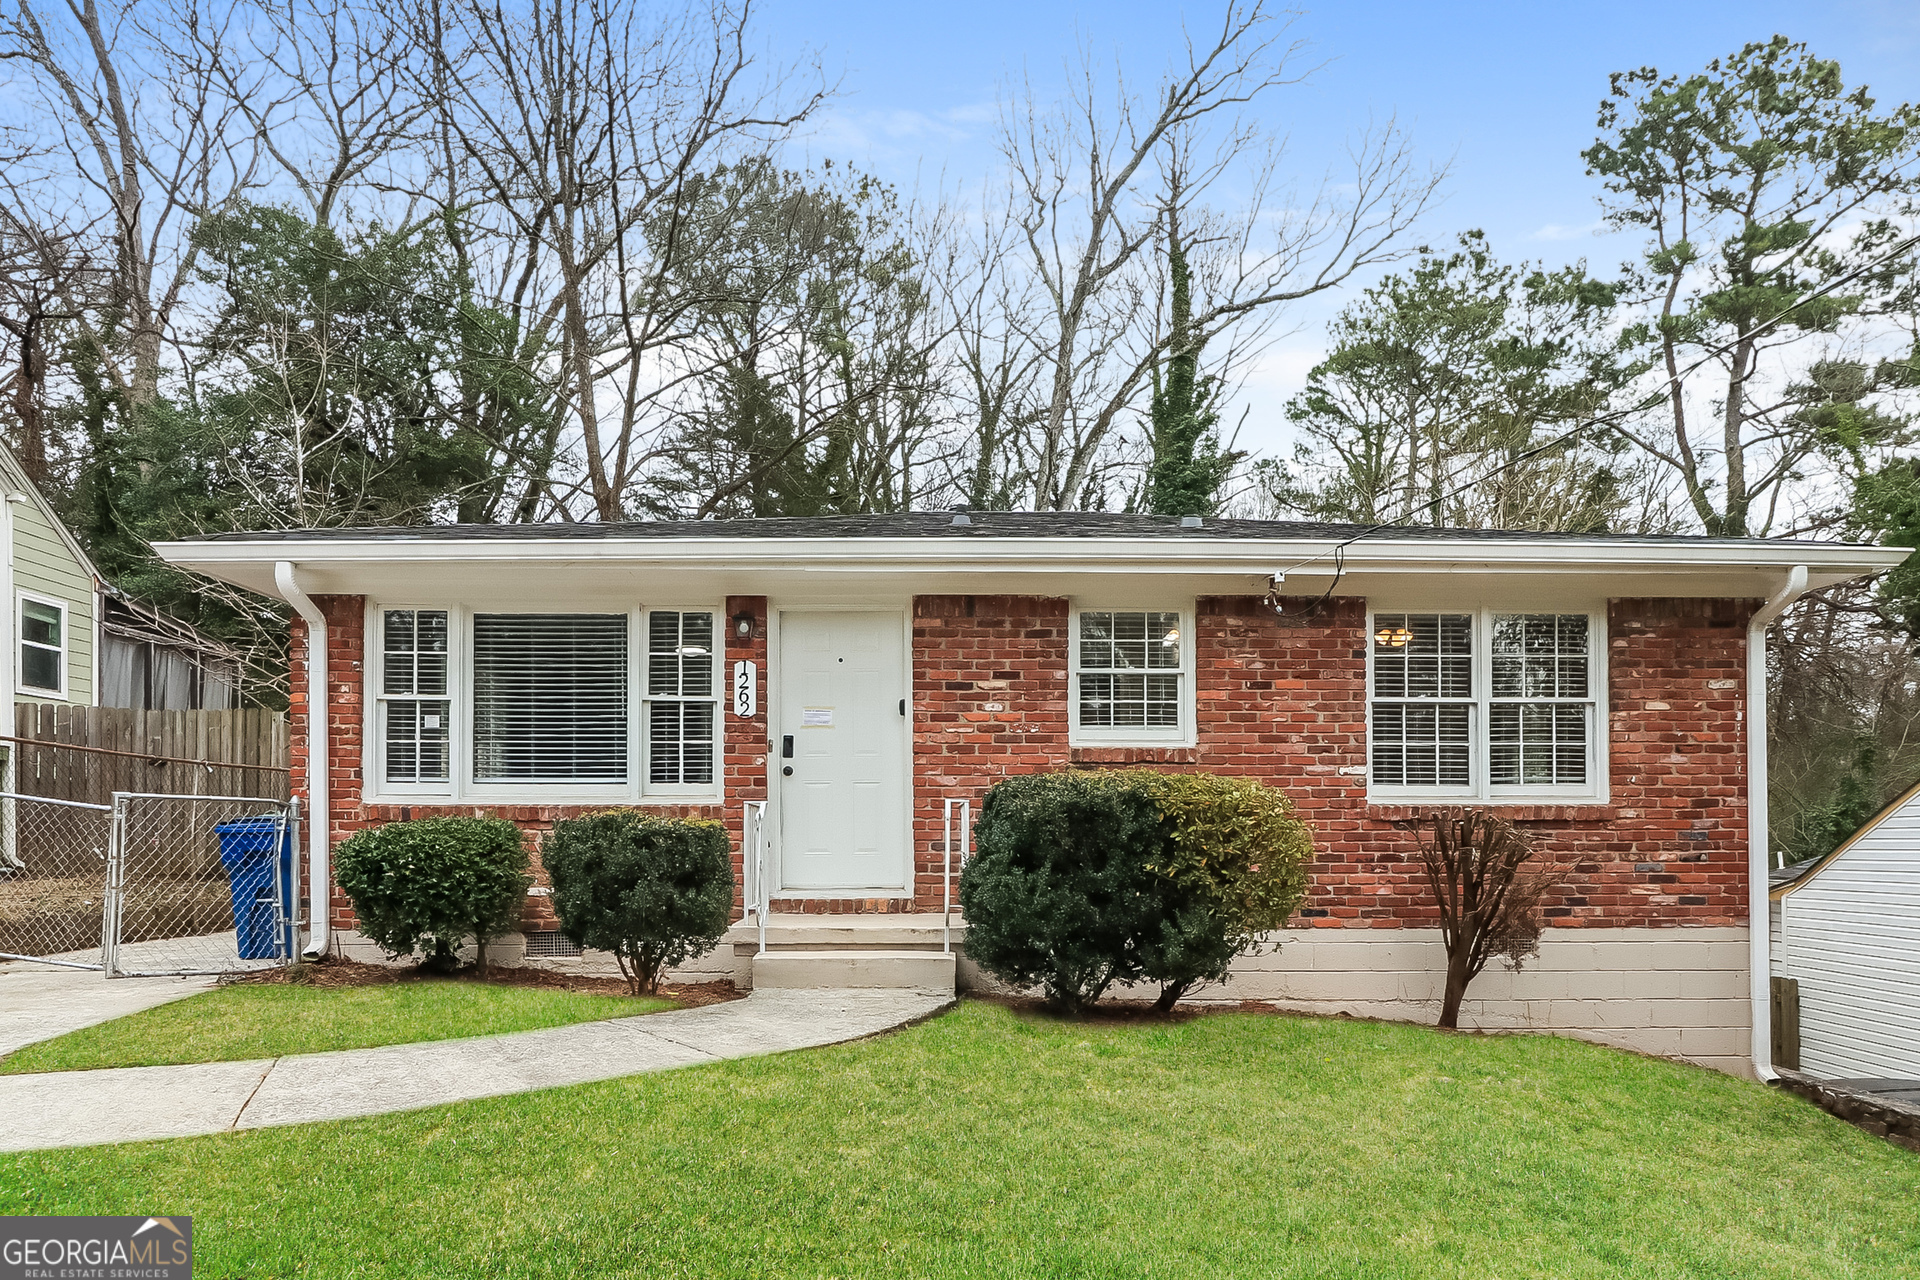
801 707 834 727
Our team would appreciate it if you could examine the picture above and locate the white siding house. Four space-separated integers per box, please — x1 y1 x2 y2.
1772 778 1920 1079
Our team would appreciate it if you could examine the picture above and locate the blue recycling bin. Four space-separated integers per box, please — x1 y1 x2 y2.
215 817 295 959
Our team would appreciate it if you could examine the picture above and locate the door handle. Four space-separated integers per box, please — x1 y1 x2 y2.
781 735 794 758
782 766 793 776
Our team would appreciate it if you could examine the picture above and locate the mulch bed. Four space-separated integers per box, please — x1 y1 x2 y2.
225 956 741 1007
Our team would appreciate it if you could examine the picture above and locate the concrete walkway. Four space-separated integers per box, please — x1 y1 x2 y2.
0 988 952 1152
0 962 217 1057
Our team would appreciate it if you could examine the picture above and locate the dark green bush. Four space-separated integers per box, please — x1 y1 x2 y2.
542 810 734 994
959 770 1313 1013
334 817 532 971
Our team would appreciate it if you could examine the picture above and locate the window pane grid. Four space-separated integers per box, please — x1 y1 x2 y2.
381 609 451 783
1489 703 1589 786
1077 611 1182 732
645 610 717 786
1371 702 1472 786
1372 613 1472 699
1492 614 1589 699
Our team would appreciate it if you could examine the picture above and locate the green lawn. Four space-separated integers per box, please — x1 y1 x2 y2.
1 1002 1914 1279
0 980 670 1073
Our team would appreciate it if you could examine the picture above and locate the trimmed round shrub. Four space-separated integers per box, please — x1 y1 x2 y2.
542 810 734 994
958 771 1168 1013
334 816 533 971
960 770 1314 1012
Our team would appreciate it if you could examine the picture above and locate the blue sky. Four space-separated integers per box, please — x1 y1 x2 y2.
757 0 1920 456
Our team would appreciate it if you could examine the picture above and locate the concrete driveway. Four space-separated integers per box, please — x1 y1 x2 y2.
0 961 216 1057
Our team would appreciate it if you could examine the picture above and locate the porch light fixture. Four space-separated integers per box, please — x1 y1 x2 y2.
731 611 756 639
1374 625 1413 649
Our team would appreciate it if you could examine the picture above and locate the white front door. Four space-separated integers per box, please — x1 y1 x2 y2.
777 611 908 891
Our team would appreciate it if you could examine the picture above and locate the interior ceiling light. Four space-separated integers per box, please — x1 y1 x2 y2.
1161 627 1180 646
1374 626 1412 649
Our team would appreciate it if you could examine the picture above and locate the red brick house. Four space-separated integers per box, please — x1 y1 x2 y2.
158 512 1902 1077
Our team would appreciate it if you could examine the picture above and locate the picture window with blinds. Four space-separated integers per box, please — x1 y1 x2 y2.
1369 610 1600 797
472 613 629 782
1071 608 1191 742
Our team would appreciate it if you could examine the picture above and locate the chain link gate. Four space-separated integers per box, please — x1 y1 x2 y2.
0 791 114 969
103 793 302 977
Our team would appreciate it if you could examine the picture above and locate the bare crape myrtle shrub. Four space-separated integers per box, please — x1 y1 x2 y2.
1409 807 1562 1029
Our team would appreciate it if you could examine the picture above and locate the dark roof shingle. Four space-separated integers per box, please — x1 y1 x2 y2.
189 510 1822 547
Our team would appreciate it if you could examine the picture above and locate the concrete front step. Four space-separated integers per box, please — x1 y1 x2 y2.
725 912 966 956
750 949 958 995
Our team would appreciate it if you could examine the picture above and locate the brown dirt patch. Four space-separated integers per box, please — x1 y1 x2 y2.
225 956 742 1007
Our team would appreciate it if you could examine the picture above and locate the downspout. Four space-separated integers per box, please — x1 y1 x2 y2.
275 562 331 960
1747 564 1807 1081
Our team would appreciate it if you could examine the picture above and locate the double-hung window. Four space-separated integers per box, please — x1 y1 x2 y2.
644 611 717 788
379 609 451 784
18 595 65 696
1070 608 1192 743
1369 610 1602 799
371 605 722 799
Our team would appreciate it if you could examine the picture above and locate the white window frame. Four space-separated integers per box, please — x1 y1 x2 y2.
362 602 725 805
17 591 67 699
372 606 455 793
639 608 723 797
1366 606 1608 803
1068 603 1196 747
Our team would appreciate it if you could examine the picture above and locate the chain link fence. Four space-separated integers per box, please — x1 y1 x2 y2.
0 792 114 969
103 793 301 978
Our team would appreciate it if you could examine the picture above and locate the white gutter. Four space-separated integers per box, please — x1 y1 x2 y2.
275 561 331 960
1747 563 1808 1081
156 533 1907 581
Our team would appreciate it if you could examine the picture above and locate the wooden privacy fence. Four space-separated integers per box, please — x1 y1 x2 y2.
7 704 291 804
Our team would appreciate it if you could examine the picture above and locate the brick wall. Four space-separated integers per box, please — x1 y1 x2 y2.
911 595 1072 912
907 592 1755 929
294 590 1755 936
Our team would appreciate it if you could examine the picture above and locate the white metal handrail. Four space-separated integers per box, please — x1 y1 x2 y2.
742 800 770 953
942 797 972 954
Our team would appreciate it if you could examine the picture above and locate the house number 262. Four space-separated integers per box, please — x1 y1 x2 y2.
733 661 757 719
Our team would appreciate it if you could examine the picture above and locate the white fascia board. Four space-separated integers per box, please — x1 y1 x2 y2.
154 533 1908 585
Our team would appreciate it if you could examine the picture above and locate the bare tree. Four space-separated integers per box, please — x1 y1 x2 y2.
1408 807 1561 1029
0 213 97 484
993 2 1440 509
182 0 427 228
0 0 260 409
406 0 828 522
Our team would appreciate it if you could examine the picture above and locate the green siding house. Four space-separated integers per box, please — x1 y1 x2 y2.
0 442 99 710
